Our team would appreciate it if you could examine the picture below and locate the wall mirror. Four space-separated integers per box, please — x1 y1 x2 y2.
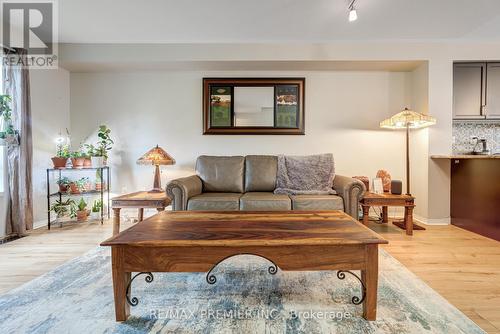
203 78 305 135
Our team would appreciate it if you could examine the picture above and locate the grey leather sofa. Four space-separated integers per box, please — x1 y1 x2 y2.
166 155 365 218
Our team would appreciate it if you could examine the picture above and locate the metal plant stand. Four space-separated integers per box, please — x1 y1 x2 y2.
46 166 110 229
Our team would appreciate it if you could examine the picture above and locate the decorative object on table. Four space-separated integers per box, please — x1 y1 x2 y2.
360 192 422 236
203 78 305 135
46 167 110 229
49 199 77 225
76 198 89 222
376 169 392 192
380 107 436 195
274 154 336 195
372 178 384 194
111 191 171 235
391 180 402 195
0 94 20 145
353 176 370 191
137 145 175 193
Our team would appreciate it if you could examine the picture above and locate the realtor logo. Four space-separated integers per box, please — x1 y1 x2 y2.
1 0 58 68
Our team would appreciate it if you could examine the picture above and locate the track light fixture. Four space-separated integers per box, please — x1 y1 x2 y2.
348 0 358 22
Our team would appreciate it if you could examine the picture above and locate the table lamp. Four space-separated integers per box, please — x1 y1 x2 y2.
137 145 175 192
380 108 436 195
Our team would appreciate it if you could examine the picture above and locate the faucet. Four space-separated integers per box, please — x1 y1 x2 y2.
472 137 490 154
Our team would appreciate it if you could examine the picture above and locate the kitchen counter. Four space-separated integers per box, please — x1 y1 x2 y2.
431 154 500 159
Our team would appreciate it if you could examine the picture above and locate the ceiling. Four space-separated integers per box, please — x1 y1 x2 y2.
58 0 500 43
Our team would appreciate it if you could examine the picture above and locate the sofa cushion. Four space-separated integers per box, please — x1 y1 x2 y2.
196 156 245 193
240 192 291 211
187 193 241 211
245 155 278 192
290 195 344 211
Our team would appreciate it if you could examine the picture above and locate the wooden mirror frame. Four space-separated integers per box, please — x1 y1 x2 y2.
203 78 305 135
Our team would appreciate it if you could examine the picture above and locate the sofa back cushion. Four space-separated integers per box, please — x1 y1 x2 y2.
196 156 245 193
245 155 278 192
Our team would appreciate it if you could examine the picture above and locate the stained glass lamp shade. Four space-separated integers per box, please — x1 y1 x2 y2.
380 108 436 195
137 145 175 192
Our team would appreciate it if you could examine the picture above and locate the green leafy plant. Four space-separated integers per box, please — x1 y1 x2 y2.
77 198 87 211
56 177 71 187
0 95 18 140
96 125 113 158
56 144 70 158
91 199 102 213
70 150 84 158
50 199 77 218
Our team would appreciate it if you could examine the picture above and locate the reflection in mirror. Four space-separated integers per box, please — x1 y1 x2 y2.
234 87 274 126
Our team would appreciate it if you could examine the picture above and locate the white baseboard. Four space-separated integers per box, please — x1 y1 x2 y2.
33 219 47 230
414 214 451 225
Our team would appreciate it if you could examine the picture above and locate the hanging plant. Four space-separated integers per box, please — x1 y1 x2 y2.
0 95 19 145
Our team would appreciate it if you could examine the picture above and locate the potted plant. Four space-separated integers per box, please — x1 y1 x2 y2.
51 143 70 169
69 177 89 194
56 177 72 193
50 199 77 225
76 198 89 222
90 199 102 220
0 95 19 145
70 150 85 168
88 125 113 167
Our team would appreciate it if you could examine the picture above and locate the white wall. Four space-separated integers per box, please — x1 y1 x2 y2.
70 70 414 199
30 68 71 228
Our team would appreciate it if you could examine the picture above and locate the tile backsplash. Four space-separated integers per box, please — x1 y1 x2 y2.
452 122 500 154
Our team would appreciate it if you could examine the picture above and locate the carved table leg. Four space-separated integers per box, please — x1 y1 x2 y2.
362 245 378 320
362 205 370 226
382 206 388 223
138 208 144 222
112 208 121 236
112 247 130 321
405 205 414 236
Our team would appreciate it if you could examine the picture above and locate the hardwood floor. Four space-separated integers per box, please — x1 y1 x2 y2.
0 217 499 333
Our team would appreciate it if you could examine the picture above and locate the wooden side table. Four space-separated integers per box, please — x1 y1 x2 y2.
360 192 419 236
111 191 171 235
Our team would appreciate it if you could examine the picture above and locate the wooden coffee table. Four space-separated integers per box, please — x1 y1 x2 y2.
101 211 388 322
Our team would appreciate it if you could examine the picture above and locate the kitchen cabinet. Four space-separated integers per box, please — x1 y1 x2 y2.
485 63 500 119
453 62 500 120
453 63 486 119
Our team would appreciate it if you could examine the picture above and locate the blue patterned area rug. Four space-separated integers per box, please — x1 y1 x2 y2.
0 247 484 334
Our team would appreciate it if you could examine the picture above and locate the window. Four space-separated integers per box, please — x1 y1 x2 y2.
0 61 4 193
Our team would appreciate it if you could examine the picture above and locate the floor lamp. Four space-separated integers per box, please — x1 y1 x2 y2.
380 108 436 196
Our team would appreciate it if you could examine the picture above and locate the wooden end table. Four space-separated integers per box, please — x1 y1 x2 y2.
111 191 171 235
360 192 421 236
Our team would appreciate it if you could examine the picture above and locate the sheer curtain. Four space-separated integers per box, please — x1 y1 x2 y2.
2 48 33 236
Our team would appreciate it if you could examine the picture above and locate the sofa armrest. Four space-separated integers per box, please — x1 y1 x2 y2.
333 175 366 219
166 175 203 211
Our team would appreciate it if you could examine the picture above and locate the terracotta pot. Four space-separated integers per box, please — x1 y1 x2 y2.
95 182 102 191
51 157 68 169
71 158 85 168
59 185 68 193
76 210 88 222
83 158 92 167
69 183 80 194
